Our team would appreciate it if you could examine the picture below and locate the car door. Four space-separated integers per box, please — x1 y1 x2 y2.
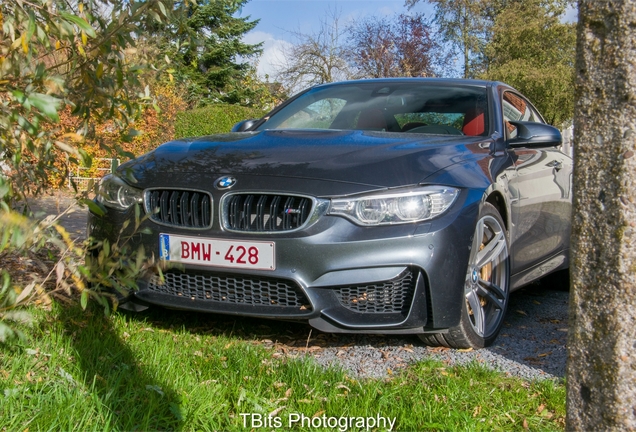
503 91 572 273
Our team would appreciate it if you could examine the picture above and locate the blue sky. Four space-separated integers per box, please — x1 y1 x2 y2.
238 0 578 81
238 0 434 79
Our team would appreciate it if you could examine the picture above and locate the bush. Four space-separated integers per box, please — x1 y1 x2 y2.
175 105 267 138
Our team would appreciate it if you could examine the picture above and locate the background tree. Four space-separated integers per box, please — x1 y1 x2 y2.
347 13 445 78
406 0 488 78
480 0 576 125
567 0 636 429
274 9 351 93
152 0 263 106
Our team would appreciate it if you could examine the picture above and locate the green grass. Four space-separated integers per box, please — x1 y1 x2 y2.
0 304 565 431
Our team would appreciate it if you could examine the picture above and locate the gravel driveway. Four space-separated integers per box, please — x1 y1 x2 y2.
297 283 568 381
32 192 569 382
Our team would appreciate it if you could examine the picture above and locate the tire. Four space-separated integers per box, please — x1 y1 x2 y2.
419 203 510 349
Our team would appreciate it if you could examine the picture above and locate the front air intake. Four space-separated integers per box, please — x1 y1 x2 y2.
145 189 213 229
223 193 313 232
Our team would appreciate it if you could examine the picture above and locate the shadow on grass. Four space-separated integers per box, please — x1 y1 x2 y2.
57 303 182 430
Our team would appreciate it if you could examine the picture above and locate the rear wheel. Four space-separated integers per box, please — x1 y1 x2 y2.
419 203 510 349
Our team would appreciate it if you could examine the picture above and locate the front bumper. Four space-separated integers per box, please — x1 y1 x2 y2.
88 189 481 333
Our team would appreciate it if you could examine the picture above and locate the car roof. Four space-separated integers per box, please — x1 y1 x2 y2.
311 77 509 90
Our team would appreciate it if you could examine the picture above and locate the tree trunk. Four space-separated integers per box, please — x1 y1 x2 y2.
567 1 636 430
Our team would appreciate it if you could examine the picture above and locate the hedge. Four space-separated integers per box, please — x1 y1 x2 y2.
174 105 267 139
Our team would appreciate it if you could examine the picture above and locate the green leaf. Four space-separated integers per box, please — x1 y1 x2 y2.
158 1 168 18
3 310 33 324
28 93 61 122
0 322 18 343
80 290 89 309
103 239 110 257
78 148 93 168
27 10 36 40
0 183 9 200
135 244 146 270
1 271 10 293
11 90 26 102
121 128 143 143
60 12 96 38
81 198 105 217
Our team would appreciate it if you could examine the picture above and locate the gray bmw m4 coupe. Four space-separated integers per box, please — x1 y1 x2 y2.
88 78 572 349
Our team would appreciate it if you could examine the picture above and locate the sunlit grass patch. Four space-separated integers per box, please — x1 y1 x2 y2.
0 304 565 431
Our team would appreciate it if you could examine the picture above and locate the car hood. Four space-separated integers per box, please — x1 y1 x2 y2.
123 129 490 188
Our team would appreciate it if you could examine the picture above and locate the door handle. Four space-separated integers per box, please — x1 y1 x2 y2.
546 160 563 171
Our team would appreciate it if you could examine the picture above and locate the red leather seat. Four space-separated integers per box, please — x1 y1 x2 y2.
463 108 485 136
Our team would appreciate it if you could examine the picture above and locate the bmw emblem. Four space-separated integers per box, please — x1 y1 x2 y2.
215 176 237 190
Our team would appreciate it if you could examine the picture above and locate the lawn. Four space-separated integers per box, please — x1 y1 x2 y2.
0 303 565 431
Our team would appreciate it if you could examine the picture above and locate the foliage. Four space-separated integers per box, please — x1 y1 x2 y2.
0 0 178 341
347 13 446 78
407 0 489 78
0 303 566 430
54 84 188 183
0 198 163 343
151 0 263 107
481 0 576 125
224 66 285 109
175 104 267 138
0 0 173 201
274 8 351 93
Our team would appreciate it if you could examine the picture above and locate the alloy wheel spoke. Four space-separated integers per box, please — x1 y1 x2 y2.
466 290 485 335
471 219 485 262
477 279 506 309
476 230 506 268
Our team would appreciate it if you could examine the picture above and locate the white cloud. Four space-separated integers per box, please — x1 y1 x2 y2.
243 31 293 81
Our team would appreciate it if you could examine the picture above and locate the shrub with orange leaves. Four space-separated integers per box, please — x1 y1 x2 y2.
51 84 188 189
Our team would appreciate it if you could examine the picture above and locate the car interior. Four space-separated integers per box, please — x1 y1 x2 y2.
266 83 489 136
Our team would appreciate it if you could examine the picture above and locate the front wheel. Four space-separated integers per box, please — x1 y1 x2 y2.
419 203 510 349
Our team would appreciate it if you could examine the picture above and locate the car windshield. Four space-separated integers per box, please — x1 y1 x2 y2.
256 82 489 136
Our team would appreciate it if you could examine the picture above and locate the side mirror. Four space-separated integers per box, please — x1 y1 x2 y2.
231 119 259 132
507 121 562 148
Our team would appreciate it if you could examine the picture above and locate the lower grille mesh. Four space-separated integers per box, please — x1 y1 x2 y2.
333 269 417 314
147 270 312 310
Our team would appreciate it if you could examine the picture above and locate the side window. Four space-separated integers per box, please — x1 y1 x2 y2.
278 98 347 129
502 91 542 139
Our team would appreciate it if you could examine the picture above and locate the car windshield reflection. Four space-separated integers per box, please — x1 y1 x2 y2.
256 82 489 136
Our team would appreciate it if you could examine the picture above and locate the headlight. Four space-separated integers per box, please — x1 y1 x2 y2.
96 174 143 210
328 186 459 226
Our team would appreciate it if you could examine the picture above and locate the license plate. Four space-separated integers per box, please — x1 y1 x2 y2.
159 234 275 270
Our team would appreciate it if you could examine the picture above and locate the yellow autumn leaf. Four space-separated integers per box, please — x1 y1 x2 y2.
61 133 85 142
55 40 61 50
21 33 28 54
81 31 87 46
